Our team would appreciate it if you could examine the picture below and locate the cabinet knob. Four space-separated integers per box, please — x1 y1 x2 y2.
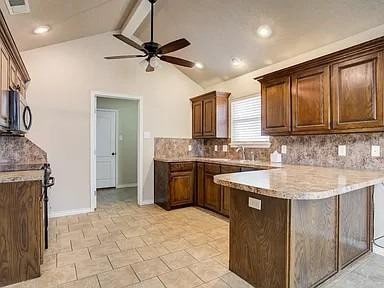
112 152 116 156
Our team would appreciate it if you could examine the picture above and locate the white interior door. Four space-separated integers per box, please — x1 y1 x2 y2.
96 110 116 188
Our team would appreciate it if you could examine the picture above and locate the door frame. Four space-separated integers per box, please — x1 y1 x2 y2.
90 91 143 209
96 108 118 189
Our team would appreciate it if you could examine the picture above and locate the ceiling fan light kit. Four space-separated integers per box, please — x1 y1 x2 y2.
105 0 195 72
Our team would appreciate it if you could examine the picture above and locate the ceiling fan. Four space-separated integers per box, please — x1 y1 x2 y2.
104 0 195 72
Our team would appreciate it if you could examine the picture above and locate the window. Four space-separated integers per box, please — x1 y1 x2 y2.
230 95 270 147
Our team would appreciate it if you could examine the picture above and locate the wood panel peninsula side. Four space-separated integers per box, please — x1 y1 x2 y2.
214 165 384 288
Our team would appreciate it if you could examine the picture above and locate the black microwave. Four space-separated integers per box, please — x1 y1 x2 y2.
8 90 32 134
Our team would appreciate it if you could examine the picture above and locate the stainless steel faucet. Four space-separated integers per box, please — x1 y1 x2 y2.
236 146 246 160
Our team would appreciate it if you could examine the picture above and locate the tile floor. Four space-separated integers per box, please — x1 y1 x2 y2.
6 187 384 288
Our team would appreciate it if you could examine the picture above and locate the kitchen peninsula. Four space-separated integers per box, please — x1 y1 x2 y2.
214 165 384 288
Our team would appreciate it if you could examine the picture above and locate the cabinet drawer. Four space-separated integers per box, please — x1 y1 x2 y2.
169 162 194 172
205 163 221 174
221 165 241 174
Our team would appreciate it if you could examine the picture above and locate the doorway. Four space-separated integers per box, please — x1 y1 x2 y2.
90 91 143 210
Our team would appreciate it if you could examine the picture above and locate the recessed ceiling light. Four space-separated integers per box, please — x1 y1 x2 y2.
257 25 272 38
231 57 244 67
195 62 204 69
33 25 50 34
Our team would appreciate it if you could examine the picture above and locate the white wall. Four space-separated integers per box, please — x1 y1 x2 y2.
22 32 203 215
97 97 138 187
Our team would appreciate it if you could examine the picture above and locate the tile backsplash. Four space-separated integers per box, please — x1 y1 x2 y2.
155 132 384 170
0 136 47 164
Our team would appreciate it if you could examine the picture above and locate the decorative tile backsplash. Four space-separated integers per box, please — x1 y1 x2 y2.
155 132 384 170
0 136 47 164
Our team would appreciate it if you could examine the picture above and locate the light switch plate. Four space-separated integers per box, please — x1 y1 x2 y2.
143 131 152 139
188 145 192 152
338 145 346 157
248 197 262 210
372 145 381 157
281 145 287 154
222 145 228 152
214 145 218 152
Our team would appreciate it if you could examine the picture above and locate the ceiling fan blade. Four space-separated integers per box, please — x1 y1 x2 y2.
158 38 191 54
146 63 155 72
160 56 195 68
113 34 147 53
104 55 146 60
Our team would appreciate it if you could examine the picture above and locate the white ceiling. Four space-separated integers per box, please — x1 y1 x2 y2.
0 0 134 51
135 0 384 87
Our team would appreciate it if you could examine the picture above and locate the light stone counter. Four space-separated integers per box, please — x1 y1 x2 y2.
0 169 44 184
214 165 384 200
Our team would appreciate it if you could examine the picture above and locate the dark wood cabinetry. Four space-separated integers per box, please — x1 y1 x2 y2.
196 162 205 206
0 181 42 286
191 91 230 139
292 66 331 132
154 161 195 210
261 77 291 135
204 163 222 212
220 165 241 216
258 37 384 136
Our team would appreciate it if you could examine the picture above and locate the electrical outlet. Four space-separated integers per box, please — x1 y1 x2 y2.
338 145 346 157
248 197 262 210
281 145 287 154
222 145 228 152
372 145 381 157
188 145 192 152
214 145 218 152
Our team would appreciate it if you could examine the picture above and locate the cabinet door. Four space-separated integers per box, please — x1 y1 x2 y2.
203 98 216 136
220 165 241 217
292 66 331 132
261 77 291 135
196 163 205 206
169 171 194 207
0 42 9 126
204 172 221 212
9 59 17 90
332 52 384 130
192 100 203 138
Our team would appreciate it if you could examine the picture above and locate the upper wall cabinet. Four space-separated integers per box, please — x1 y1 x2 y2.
191 91 231 139
257 37 384 136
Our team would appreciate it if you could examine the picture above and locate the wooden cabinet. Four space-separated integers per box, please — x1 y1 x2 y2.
261 77 291 135
204 163 221 212
196 162 205 206
258 37 384 136
220 165 241 216
0 40 9 127
292 66 331 132
191 91 230 139
332 52 384 131
154 161 195 210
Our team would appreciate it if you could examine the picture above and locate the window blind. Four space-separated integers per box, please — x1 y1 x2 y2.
231 95 269 144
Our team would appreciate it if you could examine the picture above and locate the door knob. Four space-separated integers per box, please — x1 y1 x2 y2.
112 152 116 156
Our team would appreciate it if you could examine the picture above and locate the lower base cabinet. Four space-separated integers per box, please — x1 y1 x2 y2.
155 160 259 217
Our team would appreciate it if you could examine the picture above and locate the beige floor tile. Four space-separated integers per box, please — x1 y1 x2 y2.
97 231 126 244
71 237 101 250
97 265 139 288
136 244 169 260
160 251 198 270
183 232 215 246
162 238 191 252
131 258 170 281
122 227 147 238
158 268 203 288
45 238 72 255
58 248 90 266
57 230 85 242
41 254 57 272
125 277 165 288
76 256 112 279
140 232 167 245
69 223 93 232
197 278 231 288
189 259 228 282
213 253 229 268
84 227 109 238
89 242 120 259
186 245 221 261
220 272 254 288
108 249 143 269
36 264 77 287
59 276 101 288
116 237 147 251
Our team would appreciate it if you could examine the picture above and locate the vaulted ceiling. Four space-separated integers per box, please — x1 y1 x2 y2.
2 0 384 87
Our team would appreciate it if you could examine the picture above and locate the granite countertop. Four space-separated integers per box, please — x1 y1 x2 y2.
0 163 45 183
214 165 384 200
154 157 284 169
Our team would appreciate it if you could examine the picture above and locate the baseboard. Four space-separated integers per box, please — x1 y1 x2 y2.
374 245 384 256
116 183 137 189
140 199 154 206
49 208 93 218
